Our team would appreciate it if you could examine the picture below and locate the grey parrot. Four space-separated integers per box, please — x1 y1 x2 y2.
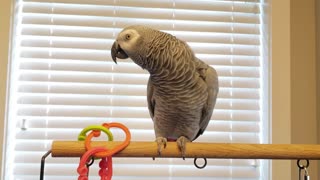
111 25 219 158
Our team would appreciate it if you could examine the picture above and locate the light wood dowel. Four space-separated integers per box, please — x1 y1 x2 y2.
51 141 320 159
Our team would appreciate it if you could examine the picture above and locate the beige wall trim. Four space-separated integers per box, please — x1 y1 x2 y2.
0 0 14 178
316 0 320 178
271 0 292 179
290 0 317 179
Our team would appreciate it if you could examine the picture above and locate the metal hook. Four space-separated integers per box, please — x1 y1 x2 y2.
297 159 310 180
297 159 309 169
86 156 95 167
40 150 52 180
194 158 207 169
84 156 95 177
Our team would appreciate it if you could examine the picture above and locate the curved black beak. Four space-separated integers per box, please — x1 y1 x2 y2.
111 41 129 64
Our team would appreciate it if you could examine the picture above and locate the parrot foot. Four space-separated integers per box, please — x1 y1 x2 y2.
153 137 167 160
176 136 191 160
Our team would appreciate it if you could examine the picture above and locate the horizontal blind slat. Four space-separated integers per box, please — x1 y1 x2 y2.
21 14 260 34
20 33 260 45
22 0 260 13
15 152 258 167
19 47 260 58
17 94 260 111
19 56 260 66
19 41 260 56
18 118 259 133
18 83 260 100
19 63 260 78
18 73 260 88
17 106 260 121
15 129 260 143
13 163 260 178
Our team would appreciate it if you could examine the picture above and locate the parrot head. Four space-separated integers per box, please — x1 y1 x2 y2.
111 25 147 66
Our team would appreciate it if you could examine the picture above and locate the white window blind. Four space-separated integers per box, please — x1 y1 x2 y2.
4 0 268 179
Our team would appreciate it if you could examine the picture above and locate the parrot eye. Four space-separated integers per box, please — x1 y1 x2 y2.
125 34 131 40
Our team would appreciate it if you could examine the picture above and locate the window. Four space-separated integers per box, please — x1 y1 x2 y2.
4 0 269 179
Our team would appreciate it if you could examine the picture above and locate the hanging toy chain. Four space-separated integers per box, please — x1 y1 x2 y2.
297 159 310 180
77 147 109 180
77 122 131 180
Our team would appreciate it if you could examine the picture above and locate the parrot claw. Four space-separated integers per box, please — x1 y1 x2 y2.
177 136 191 160
155 137 167 158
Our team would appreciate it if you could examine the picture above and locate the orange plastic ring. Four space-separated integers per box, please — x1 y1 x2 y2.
84 122 131 158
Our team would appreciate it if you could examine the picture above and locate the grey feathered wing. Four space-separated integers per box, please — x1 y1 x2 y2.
147 59 219 141
147 77 155 120
193 59 219 140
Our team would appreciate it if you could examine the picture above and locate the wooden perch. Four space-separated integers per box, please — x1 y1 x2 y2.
51 141 320 160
